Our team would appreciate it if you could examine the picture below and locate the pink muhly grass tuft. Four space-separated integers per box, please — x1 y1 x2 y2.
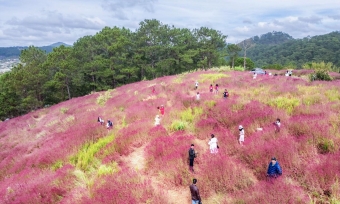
232 179 310 204
198 152 256 197
82 168 167 204
0 165 75 204
145 134 196 186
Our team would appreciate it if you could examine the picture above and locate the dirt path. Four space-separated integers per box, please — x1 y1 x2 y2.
151 177 190 204
122 144 147 171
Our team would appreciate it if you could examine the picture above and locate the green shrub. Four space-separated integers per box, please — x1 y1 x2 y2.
96 91 112 105
309 71 332 81
170 120 187 131
234 66 245 71
180 107 203 123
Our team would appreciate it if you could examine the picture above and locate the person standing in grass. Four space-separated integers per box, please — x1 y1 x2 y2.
274 118 281 133
188 144 196 172
190 178 202 204
223 89 229 99
154 115 161 126
107 119 113 129
160 105 165 116
208 134 218 154
196 92 200 100
267 157 282 178
253 72 257 79
98 116 104 125
152 86 156 94
195 81 199 90
209 84 213 93
215 84 219 94
239 125 245 146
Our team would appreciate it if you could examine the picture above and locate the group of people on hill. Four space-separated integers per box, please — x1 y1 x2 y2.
154 105 165 126
285 70 293 76
148 80 283 203
188 118 283 203
195 81 229 101
97 117 113 129
209 83 219 94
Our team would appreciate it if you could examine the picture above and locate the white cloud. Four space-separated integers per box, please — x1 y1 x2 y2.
0 0 339 46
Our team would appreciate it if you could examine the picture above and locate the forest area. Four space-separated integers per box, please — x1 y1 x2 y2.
0 19 228 120
245 31 340 69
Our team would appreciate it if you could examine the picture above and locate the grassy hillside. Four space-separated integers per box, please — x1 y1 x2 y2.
1 69 340 203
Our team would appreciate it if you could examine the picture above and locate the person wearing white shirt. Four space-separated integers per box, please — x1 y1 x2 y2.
239 125 245 146
154 115 161 126
208 134 218 153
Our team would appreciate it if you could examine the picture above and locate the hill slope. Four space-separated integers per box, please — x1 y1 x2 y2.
244 31 340 68
0 70 340 203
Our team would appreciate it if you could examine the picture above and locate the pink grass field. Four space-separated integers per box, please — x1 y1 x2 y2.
0 70 340 203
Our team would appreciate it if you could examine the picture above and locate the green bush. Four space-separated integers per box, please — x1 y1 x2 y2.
309 71 332 81
234 66 245 71
170 120 187 131
96 91 112 105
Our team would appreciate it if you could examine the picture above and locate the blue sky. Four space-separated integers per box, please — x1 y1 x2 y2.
0 0 339 46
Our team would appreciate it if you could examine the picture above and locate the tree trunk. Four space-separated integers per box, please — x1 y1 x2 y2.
232 57 235 69
66 84 71 100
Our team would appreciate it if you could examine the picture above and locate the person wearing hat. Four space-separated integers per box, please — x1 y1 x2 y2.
188 144 196 172
267 157 282 178
238 125 245 146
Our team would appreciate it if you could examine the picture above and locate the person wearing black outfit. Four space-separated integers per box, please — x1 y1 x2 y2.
188 144 196 172
223 89 229 99
190 178 202 204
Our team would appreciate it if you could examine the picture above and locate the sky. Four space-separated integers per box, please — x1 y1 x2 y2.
0 0 339 47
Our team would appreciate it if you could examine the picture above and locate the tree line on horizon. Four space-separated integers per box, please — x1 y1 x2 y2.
0 19 228 120
245 31 340 69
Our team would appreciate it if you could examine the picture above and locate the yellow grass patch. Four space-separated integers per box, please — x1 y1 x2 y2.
199 73 229 83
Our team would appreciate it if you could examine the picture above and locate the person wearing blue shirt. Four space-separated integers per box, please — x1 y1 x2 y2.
267 157 282 178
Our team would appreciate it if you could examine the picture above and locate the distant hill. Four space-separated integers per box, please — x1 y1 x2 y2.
0 42 71 58
242 31 340 68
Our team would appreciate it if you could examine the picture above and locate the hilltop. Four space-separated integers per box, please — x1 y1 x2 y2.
0 69 340 203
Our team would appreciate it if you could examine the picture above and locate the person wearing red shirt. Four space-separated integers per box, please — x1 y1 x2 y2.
160 105 165 116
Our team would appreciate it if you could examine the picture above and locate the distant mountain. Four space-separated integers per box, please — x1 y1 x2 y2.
48 42 71 47
238 31 294 47
0 42 71 58
241 31 340 68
